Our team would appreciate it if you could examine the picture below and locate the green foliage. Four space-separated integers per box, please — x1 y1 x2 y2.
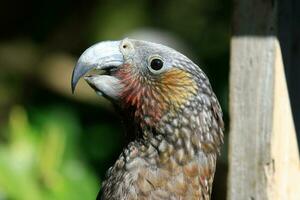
0 106 99 200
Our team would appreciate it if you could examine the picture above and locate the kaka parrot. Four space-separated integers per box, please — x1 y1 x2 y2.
71 38 224 200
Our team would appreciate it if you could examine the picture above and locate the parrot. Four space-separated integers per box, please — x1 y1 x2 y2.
71 38 224 200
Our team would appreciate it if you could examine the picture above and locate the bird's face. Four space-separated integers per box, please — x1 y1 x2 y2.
72 38 202 127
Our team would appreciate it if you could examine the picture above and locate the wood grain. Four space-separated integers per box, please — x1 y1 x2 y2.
228 0 300 199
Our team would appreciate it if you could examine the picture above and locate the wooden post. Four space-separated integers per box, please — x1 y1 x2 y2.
228 0 300 199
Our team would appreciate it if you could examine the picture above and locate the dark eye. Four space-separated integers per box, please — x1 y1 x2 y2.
150 58 164 71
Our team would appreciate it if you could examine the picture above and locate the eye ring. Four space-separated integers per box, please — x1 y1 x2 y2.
148 56 164 73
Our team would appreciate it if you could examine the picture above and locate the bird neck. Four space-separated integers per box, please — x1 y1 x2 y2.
130 111 221 167
119 92 223 166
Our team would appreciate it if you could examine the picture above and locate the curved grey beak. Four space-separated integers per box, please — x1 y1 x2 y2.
71 41 124 93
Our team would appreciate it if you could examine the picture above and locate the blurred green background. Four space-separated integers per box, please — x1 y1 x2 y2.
0 0 230 199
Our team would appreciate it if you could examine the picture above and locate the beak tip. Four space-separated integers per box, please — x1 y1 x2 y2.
71 70 78 94
71 76 80 94
71 86 75 94
71 83 76 94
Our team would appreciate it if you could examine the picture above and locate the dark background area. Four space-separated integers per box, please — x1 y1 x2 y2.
1 0 280 199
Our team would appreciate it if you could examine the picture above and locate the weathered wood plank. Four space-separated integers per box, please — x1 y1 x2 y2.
228 0 300 199
228 36 275 200
269 41 300 200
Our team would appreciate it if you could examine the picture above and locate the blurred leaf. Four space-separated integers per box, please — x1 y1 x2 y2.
0 105 99 200
88 0 148 41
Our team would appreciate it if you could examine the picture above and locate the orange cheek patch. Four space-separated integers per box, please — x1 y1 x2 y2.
160 68 197 109
116 66 197 126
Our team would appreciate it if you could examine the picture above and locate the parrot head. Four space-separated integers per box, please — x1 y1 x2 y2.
72 38 222 136
72 39 224 199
